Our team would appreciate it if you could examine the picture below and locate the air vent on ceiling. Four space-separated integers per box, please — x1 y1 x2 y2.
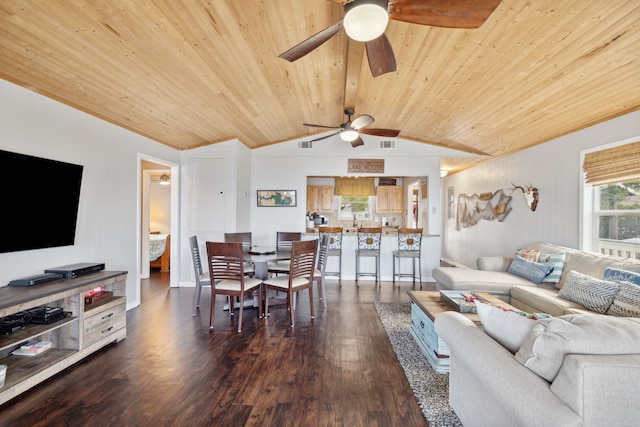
298 141 314 149
379 140 396 149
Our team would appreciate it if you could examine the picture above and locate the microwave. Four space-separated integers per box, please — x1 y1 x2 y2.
314 216 328 225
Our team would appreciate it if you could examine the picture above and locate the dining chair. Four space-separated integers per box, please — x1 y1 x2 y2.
355 227 382 284
318 226 342 283
263 239 318 327
206 241 263 332
312 234 329 308
268 231 302 275
392 228 423 287
190 235 211 316
224 232 255 276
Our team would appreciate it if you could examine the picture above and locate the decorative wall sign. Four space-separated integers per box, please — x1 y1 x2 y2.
257 190 297 207
456 189 512 230
348 158 384 173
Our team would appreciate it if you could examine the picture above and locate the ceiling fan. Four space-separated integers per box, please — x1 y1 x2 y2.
279 0 502 77
304 108 401 147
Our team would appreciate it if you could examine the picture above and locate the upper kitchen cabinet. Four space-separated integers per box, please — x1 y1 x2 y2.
307 186 334 212
376 186 404 213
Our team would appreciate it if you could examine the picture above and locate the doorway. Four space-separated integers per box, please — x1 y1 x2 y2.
137 155 179 307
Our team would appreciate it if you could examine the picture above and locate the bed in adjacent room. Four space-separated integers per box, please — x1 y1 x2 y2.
150 233 170 271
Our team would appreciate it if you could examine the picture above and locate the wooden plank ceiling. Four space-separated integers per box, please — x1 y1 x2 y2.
0 1 639 173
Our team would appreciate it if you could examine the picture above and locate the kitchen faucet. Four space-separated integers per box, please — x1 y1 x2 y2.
352 214 357 228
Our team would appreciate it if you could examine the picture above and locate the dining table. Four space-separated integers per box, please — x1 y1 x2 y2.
244 246 291 280
221 246 292 311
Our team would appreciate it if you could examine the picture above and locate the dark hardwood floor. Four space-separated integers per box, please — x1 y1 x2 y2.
0 272 435 426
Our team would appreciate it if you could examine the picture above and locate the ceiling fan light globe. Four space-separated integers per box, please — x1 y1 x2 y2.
343 3 389 42
340 129 359 142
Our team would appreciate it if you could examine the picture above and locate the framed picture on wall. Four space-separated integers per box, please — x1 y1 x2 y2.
257 190 297 207
448 186 455 219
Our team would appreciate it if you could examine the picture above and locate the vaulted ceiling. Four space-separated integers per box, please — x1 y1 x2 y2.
1 1 639 173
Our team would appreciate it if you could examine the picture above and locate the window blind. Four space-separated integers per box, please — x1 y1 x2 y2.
582 141 640 186
334 177 375 196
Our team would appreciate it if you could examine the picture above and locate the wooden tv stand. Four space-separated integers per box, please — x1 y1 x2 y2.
0 271 127 405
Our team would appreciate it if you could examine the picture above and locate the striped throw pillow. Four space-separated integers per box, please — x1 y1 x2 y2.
540 252 566 283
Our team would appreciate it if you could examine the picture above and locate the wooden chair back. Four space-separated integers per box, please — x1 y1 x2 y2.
206 241 245 283
276 231 302 251
289 239 318 281
224 232 252 251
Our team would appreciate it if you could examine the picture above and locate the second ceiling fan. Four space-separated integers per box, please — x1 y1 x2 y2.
304 108 400 147
279 0 502 77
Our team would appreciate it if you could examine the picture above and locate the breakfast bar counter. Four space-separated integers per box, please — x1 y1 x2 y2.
303 231 440 282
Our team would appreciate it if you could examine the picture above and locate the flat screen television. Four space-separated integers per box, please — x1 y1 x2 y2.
1 149 84 253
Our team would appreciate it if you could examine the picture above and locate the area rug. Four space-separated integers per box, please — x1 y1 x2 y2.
374 301 462 427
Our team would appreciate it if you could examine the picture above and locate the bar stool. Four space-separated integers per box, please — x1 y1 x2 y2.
319 226 342 283
355 227 382 284
392 228 423 287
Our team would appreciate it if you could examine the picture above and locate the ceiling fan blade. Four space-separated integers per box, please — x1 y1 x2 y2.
388 0 502 29
279 21 344 62
308 130 341 143
350 114 375 130
365 34 397 77
351 136 365 148
303 123 340 129
359 128 401 137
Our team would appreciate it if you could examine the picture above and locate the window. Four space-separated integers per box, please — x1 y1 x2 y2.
582 139 640 259
593 182 640 258
339 196 372 221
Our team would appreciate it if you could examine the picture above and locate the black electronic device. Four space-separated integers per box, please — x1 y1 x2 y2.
27 306 68 325
45 262 105 279
8 272 64 287
0 311 31 335
0 149 83 254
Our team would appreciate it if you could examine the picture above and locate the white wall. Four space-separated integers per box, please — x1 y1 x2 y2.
441 110 640 268
248 136 459 246
0 79 180 308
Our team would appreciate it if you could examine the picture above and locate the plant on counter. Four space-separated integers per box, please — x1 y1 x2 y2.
307 212 318 221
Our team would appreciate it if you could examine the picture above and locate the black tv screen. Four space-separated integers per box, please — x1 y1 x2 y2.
1 149 83 253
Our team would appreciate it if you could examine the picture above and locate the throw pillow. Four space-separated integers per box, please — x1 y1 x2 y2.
602 267 640 285
607 282 640 317
515 314 640 382
558 270 619 313
507 255 554 284
474 301 550 353
539 252 566 283
515 248 540 262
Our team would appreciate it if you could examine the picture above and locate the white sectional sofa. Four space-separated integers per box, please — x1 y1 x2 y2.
432 242 640 426
433 241 640 315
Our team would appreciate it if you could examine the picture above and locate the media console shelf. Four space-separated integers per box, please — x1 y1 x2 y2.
0 270 127 405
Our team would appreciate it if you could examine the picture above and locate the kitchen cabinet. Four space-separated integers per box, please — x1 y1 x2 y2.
376 186 404 213
307 186 334 212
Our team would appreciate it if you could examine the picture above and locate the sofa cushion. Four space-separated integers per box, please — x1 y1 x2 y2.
475 301 549 353
516 248 540 262
507 255 554 284
432 267 535 296
540 252 566 284
602 267 640 285
558 270 619 313
561 251 638 290
510 285 585 317
607 282 640 317
515 314 640 382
